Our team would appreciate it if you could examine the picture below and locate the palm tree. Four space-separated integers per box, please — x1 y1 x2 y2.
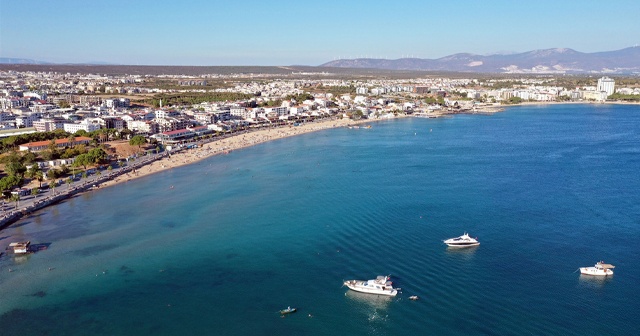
35 171 44 188
66 178 72 189
11 194 20 210
25 165 38 179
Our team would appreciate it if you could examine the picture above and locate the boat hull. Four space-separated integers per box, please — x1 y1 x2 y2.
579 267 613 276
280 308 297 314
445 242 480 247
344 281 398 296
443 233 479 247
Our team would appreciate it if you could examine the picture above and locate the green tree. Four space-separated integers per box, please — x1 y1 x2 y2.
73 154 93 170
0 151 21 165
129 135 146 149
31 188 39 197
5 161 27 177
41 150 57 161
59 164 70 175
0 175 23 193
74 129 89 137
507 96 523 104
25 164 42 180
46 169 58 181
61 147 79 159
21 151 37 164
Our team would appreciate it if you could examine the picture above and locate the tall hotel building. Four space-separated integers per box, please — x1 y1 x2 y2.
597 76 615 96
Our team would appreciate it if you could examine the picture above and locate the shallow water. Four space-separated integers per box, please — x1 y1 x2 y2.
1 104 639 335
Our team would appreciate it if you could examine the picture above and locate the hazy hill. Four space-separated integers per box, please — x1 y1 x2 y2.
320 47 640 74
0 57 51 65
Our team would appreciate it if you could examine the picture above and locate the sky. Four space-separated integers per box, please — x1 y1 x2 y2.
1 0 639 66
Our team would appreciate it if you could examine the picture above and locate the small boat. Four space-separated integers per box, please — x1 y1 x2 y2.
409 295 419 300
444 233 479 247
580 261 615 276
8 241 30 254
280 306 297 315
343 275 398 296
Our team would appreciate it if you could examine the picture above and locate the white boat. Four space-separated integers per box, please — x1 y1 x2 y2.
580 261 615 276
8 241 30 254
279 306 297 315
343 275 398 296
443 233 479 247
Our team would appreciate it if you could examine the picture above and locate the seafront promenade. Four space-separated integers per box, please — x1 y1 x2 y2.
0 151 168 230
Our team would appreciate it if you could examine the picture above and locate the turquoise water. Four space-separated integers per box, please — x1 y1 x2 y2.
1 104 639 335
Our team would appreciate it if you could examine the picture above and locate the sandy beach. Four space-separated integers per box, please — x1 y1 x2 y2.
98 117 382 189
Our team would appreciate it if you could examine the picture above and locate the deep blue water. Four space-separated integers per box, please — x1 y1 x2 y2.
1 104 639 335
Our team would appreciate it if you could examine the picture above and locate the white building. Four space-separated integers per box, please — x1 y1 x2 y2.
104 98 130 109
356 87 369 94
128 120 159 134
64 120 101 133
597 76 615 97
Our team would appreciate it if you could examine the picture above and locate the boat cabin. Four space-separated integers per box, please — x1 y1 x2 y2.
8 241 30 254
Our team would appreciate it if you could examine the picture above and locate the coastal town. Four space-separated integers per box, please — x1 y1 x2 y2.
0 68 638 228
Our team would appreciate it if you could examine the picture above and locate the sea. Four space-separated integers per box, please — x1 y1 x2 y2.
0 104 639 335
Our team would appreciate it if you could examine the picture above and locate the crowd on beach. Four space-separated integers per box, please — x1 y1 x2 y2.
100 116 372 187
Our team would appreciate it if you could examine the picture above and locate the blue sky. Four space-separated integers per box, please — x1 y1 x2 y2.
1 0 638 66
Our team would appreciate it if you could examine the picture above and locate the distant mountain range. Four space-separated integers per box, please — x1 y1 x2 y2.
0 58 52 65
320 47 640 74
0 58 114 65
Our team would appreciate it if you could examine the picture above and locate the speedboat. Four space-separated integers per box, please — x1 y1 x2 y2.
443 233 479 247
280 306 297 315
343 275 398 296
580 261 614 276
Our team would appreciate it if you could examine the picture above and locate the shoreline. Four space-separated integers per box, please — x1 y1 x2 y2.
97 116 385 189
1 116 390 231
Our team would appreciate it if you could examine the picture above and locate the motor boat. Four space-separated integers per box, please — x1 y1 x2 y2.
443 233 479 247
580 261 614 276
343 275 398 296
8 241 30 254
279 306 297 315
